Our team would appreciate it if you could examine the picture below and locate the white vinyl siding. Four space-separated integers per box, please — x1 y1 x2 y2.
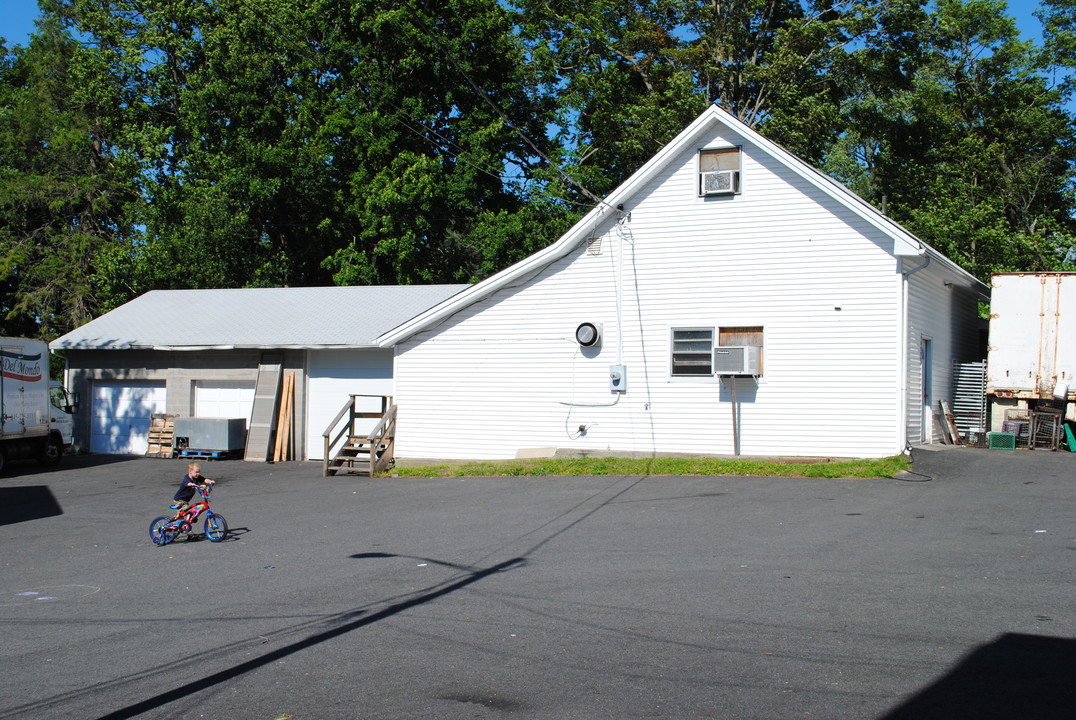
904 261 982 445
392 126 907 460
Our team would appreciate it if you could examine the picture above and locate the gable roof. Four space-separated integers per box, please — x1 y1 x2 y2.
378 104 986 348
51 285 468 351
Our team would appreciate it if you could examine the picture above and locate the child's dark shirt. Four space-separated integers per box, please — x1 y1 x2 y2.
173 473 208 502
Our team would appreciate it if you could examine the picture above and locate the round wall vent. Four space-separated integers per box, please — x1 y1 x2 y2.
575 322 601 348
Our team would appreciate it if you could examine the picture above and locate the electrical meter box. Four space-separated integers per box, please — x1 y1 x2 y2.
609 364 627 392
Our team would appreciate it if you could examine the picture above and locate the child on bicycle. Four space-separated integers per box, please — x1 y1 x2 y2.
170 462 214 519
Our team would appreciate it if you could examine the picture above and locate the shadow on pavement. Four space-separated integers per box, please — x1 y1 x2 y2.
93 556 526 720
0 485 63 526
6 453 151 475
880 633 1076 720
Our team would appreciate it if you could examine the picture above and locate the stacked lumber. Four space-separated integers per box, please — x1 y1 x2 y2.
273 372 295 462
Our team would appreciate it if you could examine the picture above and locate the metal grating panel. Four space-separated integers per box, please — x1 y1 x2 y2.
952 360 987 435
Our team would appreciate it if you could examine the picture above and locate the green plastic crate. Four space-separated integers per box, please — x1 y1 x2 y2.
988 432 1016 450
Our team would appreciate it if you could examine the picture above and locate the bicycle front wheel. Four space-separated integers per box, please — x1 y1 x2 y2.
204 513 228 542
150 516 178 545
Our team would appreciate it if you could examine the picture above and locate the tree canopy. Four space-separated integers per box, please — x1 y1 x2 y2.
1 0 1074 339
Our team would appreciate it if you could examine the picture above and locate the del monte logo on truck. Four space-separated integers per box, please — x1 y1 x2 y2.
1 349 43 382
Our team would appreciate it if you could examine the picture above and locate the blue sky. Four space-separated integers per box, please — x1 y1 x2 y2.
1 0 43 48
0 0 1056 49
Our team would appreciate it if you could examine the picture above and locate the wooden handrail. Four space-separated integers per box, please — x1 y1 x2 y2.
322 395 395 476
366 403 397 474
322 397 355 476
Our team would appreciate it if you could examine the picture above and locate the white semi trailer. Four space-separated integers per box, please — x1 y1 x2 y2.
0 337 78 472
986 273 1076 429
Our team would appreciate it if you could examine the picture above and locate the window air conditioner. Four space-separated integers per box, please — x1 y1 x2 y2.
701 170 738 195
713 345 761 376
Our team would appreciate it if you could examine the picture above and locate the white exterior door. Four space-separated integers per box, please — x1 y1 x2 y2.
90 381 166 454
921 337 934 443
305 349 393 460
194 381 255 427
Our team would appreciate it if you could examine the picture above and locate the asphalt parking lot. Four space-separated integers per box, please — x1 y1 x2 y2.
0 447 1072 719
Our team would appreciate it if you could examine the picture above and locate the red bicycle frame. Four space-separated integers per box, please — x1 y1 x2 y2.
174 486 211 524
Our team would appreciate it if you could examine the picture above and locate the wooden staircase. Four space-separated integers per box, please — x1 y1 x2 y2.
323 395 397 476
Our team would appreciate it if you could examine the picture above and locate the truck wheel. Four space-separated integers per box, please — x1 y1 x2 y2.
37 436 63 466
0 448 5 473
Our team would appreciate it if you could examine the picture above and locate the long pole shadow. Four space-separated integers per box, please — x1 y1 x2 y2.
36 476 639 720
95 556 525 720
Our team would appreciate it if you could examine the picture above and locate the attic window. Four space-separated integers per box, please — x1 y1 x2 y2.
699 147 741 196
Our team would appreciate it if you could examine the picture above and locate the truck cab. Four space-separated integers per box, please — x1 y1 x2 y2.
49 380 79 451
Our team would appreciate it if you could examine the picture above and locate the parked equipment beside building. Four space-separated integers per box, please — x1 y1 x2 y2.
0 337 78 472
986 273 1076 438
173 417 247 459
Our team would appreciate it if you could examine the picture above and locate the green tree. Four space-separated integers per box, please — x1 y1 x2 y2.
318 0 563 285
825 0 1076 278
1038 0 1076 93
5 0 1075 335
512 0 707 205
0 15 140 338
512 0 875 203
40 0 563 289
677 0 873 160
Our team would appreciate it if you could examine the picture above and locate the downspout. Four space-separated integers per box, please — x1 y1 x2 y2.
616 209 625 367
900 254 931 452
903 254 931 280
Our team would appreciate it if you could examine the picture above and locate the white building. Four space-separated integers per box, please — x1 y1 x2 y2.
50 285 466 458
379 105 988 460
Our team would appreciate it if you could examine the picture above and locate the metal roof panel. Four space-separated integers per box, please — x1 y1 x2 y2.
50 285 469 351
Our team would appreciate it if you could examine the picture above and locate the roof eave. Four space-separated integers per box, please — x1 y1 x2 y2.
51 342 382 352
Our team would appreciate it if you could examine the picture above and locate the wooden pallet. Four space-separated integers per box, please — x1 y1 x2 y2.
177 448 241 460
146 413 179 458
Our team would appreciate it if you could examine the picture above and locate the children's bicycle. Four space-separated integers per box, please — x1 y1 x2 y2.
149 484 228 545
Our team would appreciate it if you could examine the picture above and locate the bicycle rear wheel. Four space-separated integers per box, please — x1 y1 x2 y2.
150 516 178 545
204 513 228 542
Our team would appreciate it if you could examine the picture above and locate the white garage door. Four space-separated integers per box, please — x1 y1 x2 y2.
306 349 393 460
91 381 167 454
194 381 255 426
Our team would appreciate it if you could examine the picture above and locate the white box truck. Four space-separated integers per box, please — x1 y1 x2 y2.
0 337 78 472
986 273 1076 428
